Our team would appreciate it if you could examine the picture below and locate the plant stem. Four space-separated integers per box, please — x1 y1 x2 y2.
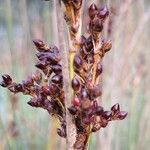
55 0 77 149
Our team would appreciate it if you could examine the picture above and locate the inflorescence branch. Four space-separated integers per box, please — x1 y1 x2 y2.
0 1 127 150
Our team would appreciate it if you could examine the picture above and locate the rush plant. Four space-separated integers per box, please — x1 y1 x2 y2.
0 0 127 150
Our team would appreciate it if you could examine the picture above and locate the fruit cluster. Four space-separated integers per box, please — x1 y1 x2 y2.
0 40 66 127
0 1 128 149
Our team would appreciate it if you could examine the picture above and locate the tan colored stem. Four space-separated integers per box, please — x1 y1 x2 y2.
55 1 77 149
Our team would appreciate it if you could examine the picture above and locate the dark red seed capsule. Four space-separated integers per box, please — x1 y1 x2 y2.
35 61 47 70
2 74 12 86
0 81 7 87
93 19 103 32
52 64 62 74
33 39 49 51
82 117 91 125
68 106 78 115
90 84 102 99
73 97 81 107
73 54 83 69
72 76 80 92
111 103 120 114
80 88 88 100
51 75 62 84
102 111 112 120
14 84 24 92
96 61 103 78
85 36 93 52
42 86 51 95
89 3 98 19
96 106 104 115
98 5 109 20
116 111 128 120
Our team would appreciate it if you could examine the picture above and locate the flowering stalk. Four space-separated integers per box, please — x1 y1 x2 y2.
0 1 128 150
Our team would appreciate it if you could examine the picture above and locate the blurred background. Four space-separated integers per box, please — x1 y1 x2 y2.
0 0 149 149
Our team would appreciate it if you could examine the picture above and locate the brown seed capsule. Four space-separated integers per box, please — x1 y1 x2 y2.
96 61 103 78
73 54 83 69
14 84 24 92
41 86 51 95
27 98 41 107
90 84 102 99
116 111 128 120
52 64 62 74
102 111 112 120
32 70 42 84
98 5 109 20
82 117 91 125
89 3 98 19
111 103 120 114
102 40 112 53
96 106 104 115
51 75 62 84
68 106 78 115
85 36 93 52
35 61 47 70
57 128 66 138
72 76 80 92
1 74 12 86
0 81 7 87
80 88 89 100
33 39 49 51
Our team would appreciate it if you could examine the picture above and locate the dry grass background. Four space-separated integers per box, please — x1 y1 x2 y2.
0 0 149 150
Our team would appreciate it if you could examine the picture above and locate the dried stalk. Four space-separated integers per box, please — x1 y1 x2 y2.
55 1 77 149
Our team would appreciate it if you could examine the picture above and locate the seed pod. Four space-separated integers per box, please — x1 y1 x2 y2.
72 76 81 92
85 36 93 52
41 85 51 95
81 35 86 45
52 64 62 74
95 106 104 115
89 18 103 32
1 74 12 86
68 106 78 115
81 99 91 110
8 84 16 93
35 61 47 70
98 5 109 20
0 81 7 87
47 53 61 65
111 103 120 114
102 40 112 53
73 54 83 69
57 128 66 138
82 117 91 125
116 111 128 120
27 98 42 107
32 70 42 84
14 84 24 92
48 83 59 96
89 3 98 19
50 45 59 54
22 77 34 87
80 88 89 101
33 39 49 51
102 111 112 120
90 84 102 99
51 75 62 84
95 61 103 79
72 97 81 107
